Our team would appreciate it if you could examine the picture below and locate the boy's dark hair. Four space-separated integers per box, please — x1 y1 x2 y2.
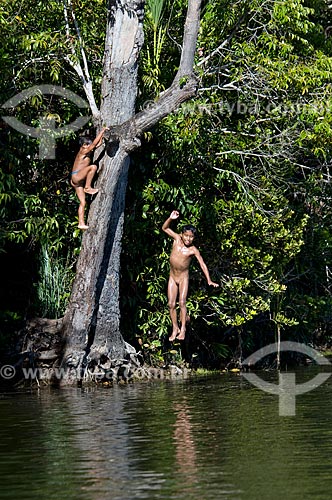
79 136 93 147
182 224 196 235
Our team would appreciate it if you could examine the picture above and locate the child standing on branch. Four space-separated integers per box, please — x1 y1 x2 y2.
70 127 109 230
162 210 219 341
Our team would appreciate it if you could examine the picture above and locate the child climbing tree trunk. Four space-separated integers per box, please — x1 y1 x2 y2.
60 0 202 384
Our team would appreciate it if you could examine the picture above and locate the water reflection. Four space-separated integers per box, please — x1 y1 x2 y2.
55 388 135 499
1 371 332 500
173 399 198 492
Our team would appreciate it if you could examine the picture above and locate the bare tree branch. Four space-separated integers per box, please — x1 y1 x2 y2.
62 0 100 119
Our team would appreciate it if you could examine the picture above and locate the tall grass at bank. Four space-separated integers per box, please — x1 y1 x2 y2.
36 244 75 319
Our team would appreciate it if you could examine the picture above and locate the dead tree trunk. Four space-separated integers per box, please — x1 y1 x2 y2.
61 0 202 384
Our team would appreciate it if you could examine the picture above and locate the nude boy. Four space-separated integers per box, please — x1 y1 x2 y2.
162 210 219 341
70 127 108 230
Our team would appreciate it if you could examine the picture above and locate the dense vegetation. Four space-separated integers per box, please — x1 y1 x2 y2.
1 0 332 368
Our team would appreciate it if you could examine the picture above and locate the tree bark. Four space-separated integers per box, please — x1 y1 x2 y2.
61 0 202 384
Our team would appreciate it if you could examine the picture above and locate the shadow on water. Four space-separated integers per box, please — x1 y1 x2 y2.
1 369 332 499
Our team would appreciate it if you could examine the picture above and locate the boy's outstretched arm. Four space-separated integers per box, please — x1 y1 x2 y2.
162 210 179 239
85 127 109 153
195 250 219 287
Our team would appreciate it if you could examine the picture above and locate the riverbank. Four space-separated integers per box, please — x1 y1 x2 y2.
0 317 198 388
2 317 332 389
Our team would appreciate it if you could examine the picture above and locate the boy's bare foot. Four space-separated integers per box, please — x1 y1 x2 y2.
177 331 186 340
84 187 99 195
78 224 89 230
169 329 180 342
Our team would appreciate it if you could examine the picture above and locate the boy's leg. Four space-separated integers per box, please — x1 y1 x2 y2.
74 186 89 230
71 165 99 195
168 277 180 341
177 278 189 340
84 164 98 194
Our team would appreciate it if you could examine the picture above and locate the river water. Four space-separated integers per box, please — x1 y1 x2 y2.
1 369 332 500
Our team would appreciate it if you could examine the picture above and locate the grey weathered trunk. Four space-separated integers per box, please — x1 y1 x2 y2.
62 0 144 377
61 0 202 384
91 0 144 356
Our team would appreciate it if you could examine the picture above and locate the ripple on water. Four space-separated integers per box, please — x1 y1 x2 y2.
0 373 332 500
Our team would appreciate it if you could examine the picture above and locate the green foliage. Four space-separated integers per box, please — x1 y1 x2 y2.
0 0 98 327
121 0 332 365
2 0 332 366
139 0 188 98
35 244 75 318
141 0 168 93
